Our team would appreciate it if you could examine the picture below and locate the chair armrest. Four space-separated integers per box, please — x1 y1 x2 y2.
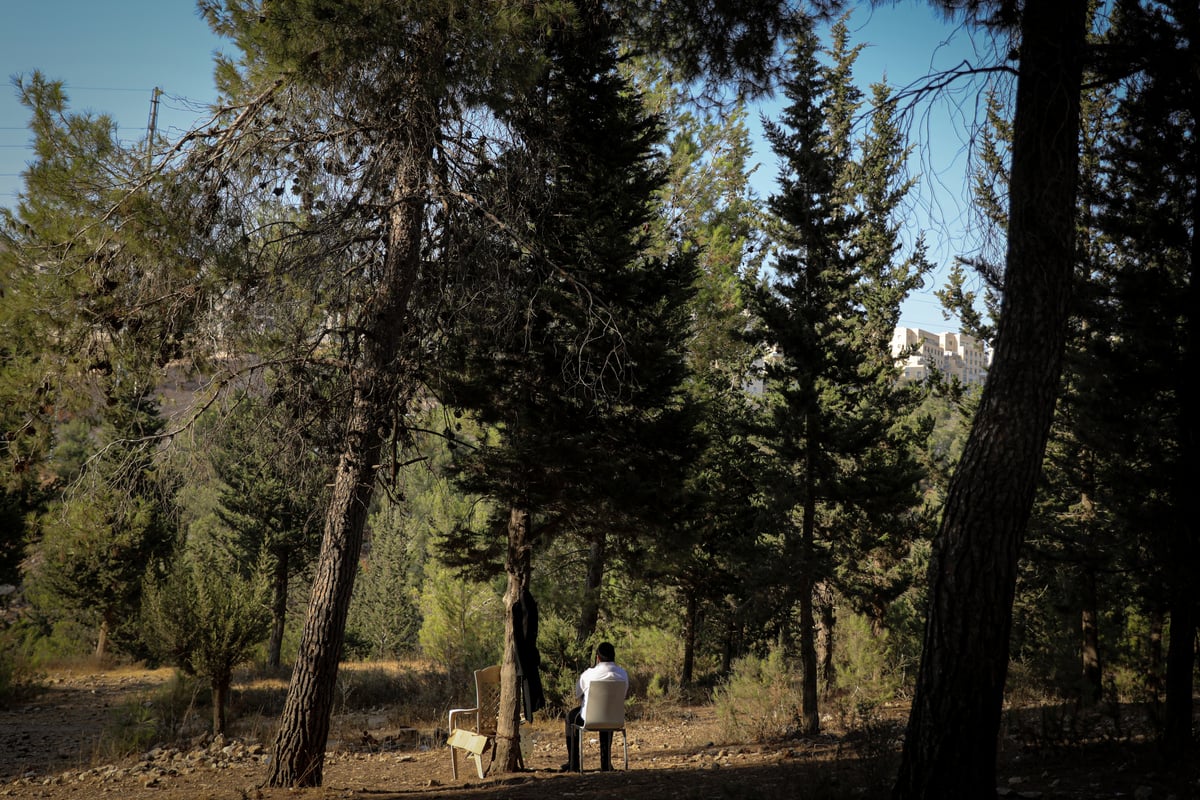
448 706 480 731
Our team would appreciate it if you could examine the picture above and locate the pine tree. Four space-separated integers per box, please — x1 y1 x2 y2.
0 75 129 588
2 74 185 658
622 61 770 685
182 3 561 784
937 87 1006 342
1087 0 1197 758
747 14 930 735
32 384 176 658
344 495 422 660
208 391 331 668
432 7 695 769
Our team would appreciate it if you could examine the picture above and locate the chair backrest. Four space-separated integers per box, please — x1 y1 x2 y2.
582 678 626 730
474 665 502 736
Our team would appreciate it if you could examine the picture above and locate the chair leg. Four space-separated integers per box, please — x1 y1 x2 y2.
576 728 627 772
450 746 459 780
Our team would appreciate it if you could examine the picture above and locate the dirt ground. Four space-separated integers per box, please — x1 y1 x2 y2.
1 667 1197 800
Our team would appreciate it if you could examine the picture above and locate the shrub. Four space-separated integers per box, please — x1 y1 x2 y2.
621 625 683 697
93 696 161 763
345 504 421 660
713 644 802 743
416 563 502 678
141 550 272 734
828 612 903 716
0 621 43 701
529 609 584 714
8 606 95 668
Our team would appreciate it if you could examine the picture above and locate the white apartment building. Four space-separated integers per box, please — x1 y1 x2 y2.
891 327 991 386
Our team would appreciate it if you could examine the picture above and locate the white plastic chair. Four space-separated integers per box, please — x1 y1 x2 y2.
447 665 502 779
572 678 628 772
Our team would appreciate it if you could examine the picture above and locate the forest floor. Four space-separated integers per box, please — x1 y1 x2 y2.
0 664 1197 800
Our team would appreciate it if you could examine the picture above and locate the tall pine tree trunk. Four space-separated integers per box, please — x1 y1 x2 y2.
819 589 836 693
893 1 1087 796
495 505 533 773
576 534 606 646
681 590 698 686
268 549 289 669
797 563 819 734
266 98 434 787
1080 565 1101 705
798 427 819 735
1163 83 1199 758
265 393 388 787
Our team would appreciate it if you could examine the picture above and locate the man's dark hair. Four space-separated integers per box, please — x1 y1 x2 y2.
596 642 615 662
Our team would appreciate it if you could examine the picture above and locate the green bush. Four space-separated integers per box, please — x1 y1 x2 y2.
346 503 422 660
713 644 802 743
4 601 95 668
0 620 42 701
141 549 272 733
416 562 503 678
621 625 683 697
830 612 903 712
529 609 585 714
93 676 203 763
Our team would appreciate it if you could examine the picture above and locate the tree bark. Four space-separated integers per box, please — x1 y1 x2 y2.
213 675 229 735
893 1 1087 797
798 416 819 735
1162 389 1197 765
495 505 533 773
797 564 819 734
681 590 698 686
1080 565 1101 705
1163 69 1199 758
268 549 289 669
819 589 836 693
576 534 606 646
264 399 387 787
95 614 110 660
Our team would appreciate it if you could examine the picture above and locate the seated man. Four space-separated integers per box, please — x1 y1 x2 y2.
564 641 628 771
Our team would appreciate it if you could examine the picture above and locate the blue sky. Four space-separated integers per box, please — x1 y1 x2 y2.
1 1 998 331
1 2 221 196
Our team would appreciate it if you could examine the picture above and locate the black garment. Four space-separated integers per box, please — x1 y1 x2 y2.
513 588 545 720
565 706 613 771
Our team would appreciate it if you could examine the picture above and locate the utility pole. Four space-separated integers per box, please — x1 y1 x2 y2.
145 87 161 166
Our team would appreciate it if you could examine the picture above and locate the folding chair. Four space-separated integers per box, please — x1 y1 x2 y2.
447 665 502 779
572 678 628 772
